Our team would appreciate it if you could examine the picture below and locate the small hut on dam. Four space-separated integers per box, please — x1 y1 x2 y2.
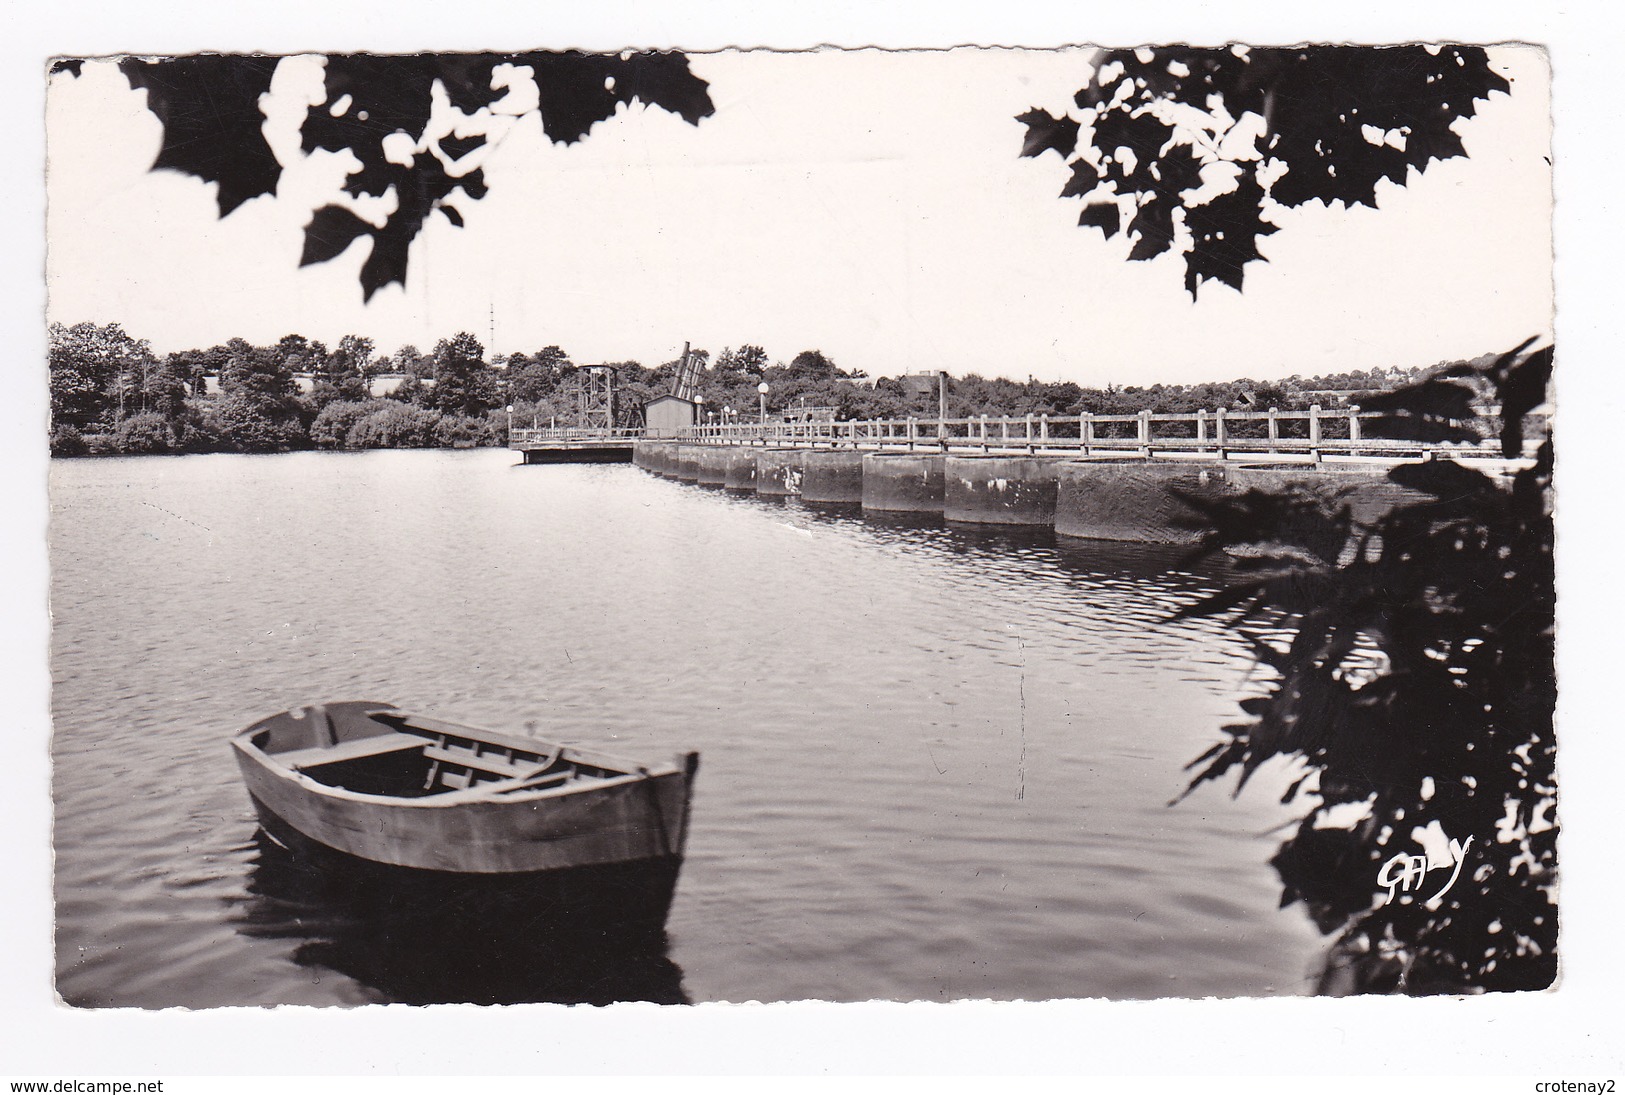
644 394 698 438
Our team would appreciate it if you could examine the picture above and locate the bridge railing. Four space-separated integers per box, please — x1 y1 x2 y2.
511 427 644 444
667 406 1537 460
511 405 1546 461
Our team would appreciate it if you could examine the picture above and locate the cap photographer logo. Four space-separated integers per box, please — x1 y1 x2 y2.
1377 822 1473 906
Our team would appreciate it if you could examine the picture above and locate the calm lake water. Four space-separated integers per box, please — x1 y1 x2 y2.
50 448 1324 1007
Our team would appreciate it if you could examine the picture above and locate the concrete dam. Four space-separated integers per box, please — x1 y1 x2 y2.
627 442 1425 545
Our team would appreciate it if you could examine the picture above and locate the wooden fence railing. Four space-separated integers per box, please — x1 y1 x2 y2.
513 405 1545 461
672 406 1531 460
510 427 644 444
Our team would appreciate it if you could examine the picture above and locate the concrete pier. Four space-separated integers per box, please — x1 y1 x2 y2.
800 450 867 504
1055 459 1228 543
674 445 702 482
723 448 759 491
756 449 805 497
1225 461 1427 526
521 447 631 464
862 453 946 513
944 456 1064 525
636 442 670 475
694 446 731 486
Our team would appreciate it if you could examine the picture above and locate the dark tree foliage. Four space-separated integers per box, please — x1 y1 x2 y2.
213 337 306 451
59 52 714 300
504 346 576 403
713 344 770 380
428 332 494 416
1019 46 1512 297
326 335 375 381
222 338 295 401
786 349 840 380
48 321 161 429
1172 341 1555 993
50 424 88 457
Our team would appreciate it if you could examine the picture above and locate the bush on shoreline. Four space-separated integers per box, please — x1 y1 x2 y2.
53 398 510 457
49 424 87 456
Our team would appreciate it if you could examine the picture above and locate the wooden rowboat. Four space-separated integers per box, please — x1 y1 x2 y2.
231 701 699 886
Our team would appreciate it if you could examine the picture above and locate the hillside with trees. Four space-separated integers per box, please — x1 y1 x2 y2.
48 320 1470 457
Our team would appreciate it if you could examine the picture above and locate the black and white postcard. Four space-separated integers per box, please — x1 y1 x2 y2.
8 2 1620 1083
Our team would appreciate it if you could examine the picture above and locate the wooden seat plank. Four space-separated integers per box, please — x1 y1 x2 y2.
433 768 576 803
422 743 551 781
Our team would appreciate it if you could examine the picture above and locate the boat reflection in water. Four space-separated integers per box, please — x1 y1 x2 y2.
233 828 690 1005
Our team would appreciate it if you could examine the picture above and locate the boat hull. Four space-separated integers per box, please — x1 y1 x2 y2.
231 703 698 877
235 747 693 874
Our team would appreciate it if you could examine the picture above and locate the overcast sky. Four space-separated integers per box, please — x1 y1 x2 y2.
46 46 1551 386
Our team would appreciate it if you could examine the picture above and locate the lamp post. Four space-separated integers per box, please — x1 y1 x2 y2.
758 380 770 425
694 395 706 433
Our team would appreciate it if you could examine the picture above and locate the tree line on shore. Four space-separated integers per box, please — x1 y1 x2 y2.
49 319 1463 456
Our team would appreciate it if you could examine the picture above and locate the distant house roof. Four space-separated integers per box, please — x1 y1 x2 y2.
899 373 941 397
645 393 696 407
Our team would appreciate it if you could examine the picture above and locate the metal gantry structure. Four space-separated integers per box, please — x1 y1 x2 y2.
571 365 618 430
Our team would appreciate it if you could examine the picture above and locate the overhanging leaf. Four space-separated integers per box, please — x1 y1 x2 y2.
300 205 372 267
117 50 714 301
439 133 487 161
1386 459 1496 501
1060 157 1101 198
1182 175 1278 297
1016 108 1081 159
1091 107 1174 191
1034 45 1512 300
120 55 282 216
1495 345 1554 458
1126 195 1175 261
1359 378 1479 420
1077 201 1120 238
